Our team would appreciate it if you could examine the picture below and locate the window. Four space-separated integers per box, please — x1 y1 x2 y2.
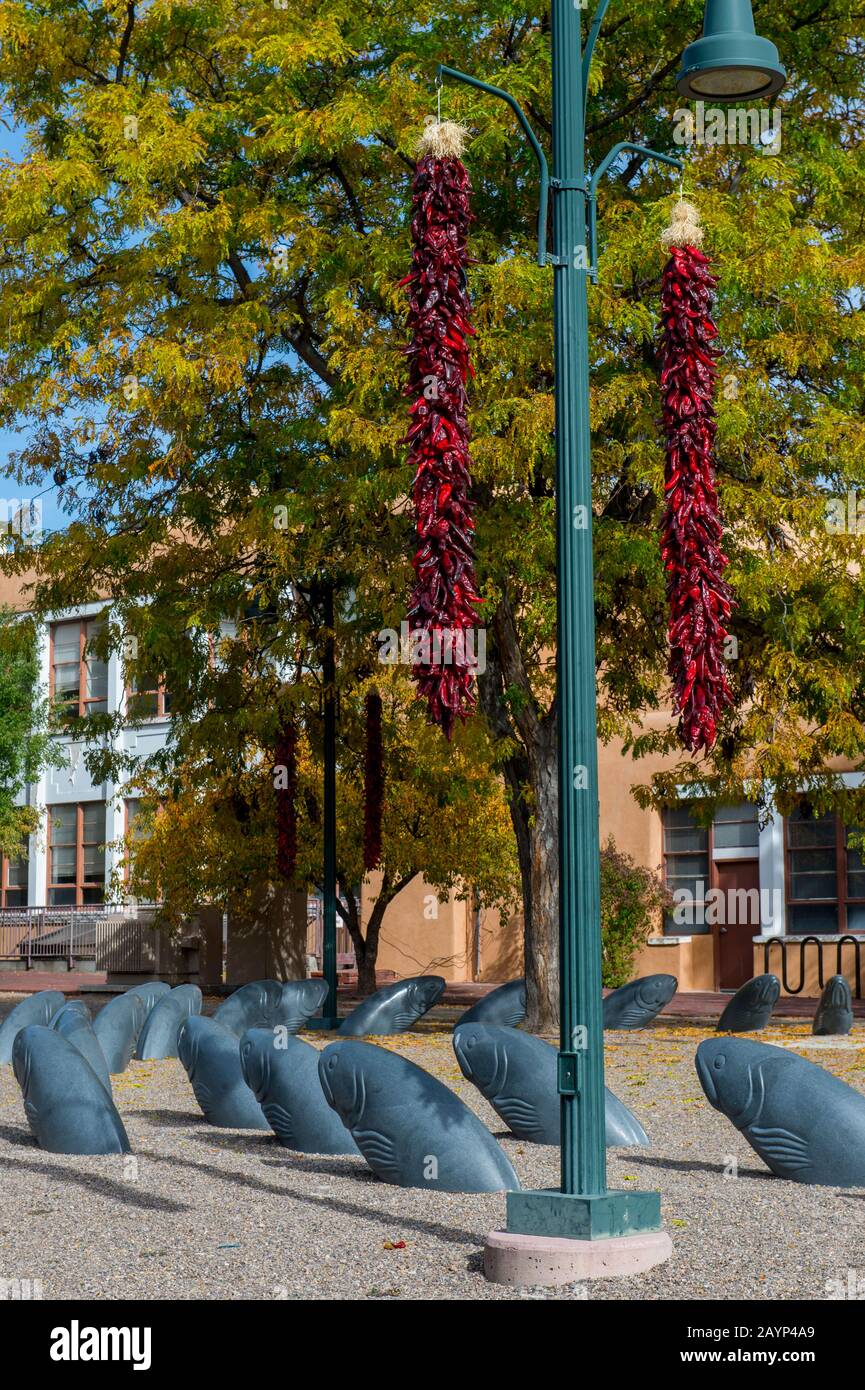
662 806 710 933
51 618 108 719
47 803 106 906
126 673 171 720
786 808 865 934
662 801 760 934
1 849 28 908
712 802 759 851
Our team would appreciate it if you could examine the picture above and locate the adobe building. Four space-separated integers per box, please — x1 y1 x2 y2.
1 567 862 999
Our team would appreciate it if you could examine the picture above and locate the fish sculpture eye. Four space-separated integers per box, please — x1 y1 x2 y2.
713 1054 726 1071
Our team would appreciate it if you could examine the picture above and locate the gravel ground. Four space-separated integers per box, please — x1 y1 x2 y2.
1 993 864 1302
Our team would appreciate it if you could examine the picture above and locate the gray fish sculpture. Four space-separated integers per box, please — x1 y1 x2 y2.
177 1016 269 1129
716 974 780 1033
92 991 147 1074
136 983 203 1060
214 978 329 1037
13 1025 130 1154
453 1023 649 1147
458 979 526 1029
603 974 678 1030
49 1000 111 1092
696 1035 865 1186
813 975 854 1037
240 1029 359 1153
337 975 445 1036
125 981 171 1019
0 990 65 1064
319 1039 519 1192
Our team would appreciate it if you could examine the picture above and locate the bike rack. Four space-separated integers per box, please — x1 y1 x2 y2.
762 934 863 999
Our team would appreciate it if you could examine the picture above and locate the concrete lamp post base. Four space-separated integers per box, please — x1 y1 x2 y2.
484 1228 673 1287
483 1188 672 1287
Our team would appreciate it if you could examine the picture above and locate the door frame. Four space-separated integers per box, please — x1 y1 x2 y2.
710 852 760 991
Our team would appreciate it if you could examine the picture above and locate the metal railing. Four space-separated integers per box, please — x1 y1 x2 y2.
762 934 863 999
0 906 159 972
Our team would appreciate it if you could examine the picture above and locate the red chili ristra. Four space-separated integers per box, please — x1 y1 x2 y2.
275 716 298 879
402 152 481 738
659 243 734 752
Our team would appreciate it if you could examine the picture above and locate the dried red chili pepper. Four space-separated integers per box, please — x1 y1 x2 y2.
363 689 384 872
403 124 481 738
275 715 298 879
658 204 734 752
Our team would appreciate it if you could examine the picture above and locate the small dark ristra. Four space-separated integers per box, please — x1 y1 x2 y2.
363 689 384 872
274 715 298 879
658 200 734 753
401 118 481 738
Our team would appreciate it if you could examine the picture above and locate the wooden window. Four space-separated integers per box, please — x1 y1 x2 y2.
1 849 28 908
662 802 759 934
47 803 106 906
50 618 108 719
662 806 710 934
785 808 865 934
712 802 759 851
126 674 171 720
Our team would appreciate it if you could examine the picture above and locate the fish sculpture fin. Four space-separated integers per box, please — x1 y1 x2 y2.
493 1095 543 1138
391 1012 418 1032
262 1102 295 1146
501 1010 525 1028
352 1127 401 1181
191 1081 213 1112
617 1005 651 1027
747 1125 812 1175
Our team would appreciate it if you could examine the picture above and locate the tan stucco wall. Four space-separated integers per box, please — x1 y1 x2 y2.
362 873 473 983
632 932 715 992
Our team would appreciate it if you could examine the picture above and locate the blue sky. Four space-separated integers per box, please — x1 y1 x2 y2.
1 115 74 536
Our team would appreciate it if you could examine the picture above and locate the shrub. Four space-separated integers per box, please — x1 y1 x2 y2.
600 837 670 989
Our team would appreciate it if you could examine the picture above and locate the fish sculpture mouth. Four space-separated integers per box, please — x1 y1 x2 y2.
695 1050 720 1106
240 1041 267 1095
320 1052 367 1128
345 1067 368 1130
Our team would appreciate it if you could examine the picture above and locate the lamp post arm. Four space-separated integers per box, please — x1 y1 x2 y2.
436 64 550 267
582 0 614 117
586 141 683 282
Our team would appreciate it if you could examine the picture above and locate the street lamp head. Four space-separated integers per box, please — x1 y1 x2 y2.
676 0 786 102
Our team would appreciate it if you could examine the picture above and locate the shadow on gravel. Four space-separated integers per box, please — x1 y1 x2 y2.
622 1152 771 1179
260 1153 372 1178
129 1108 207 1128
135 1146 487 1245
0 1153 190 1212
0 1121 37 1147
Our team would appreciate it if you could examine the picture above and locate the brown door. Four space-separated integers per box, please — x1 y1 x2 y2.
715 859 761 990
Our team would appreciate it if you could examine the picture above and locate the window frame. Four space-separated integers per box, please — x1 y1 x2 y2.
0 849 28 908
662 807 714 933
49 617 109 720
785 812 865 935
124 676 171 721
46 802 107 907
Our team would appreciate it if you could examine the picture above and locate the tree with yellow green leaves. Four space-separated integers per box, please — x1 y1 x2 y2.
122 667 520 993
1 1 864 1025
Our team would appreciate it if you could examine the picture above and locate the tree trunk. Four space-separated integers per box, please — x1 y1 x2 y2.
336 872 418 998
337 876 384 997
477 594 561 1033
264 883 310 979
353 893 389 995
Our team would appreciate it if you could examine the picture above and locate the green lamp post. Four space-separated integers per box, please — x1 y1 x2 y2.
440 0 784 1279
